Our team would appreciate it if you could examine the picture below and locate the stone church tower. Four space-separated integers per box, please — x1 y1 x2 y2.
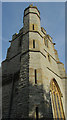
2 4 66 119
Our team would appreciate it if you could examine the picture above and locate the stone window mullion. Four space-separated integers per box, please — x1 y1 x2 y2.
58 93 65 118
50 80 65 119
52 93 57 118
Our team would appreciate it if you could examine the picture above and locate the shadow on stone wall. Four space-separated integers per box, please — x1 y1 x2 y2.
2 73 53 119
29 82 53 119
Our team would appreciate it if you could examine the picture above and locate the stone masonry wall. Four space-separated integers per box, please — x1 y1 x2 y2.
2 4 66 119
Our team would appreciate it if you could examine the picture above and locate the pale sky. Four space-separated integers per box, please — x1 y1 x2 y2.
2 2 65 70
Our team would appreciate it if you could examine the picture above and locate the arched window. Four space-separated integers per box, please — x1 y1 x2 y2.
50 79 65 119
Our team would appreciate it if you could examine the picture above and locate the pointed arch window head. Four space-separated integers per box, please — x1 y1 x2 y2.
50 78 65 119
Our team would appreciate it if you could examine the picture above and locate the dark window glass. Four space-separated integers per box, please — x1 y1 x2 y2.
35 69 37 84
33 40 35 48
36 107 38 120
33 24 34 30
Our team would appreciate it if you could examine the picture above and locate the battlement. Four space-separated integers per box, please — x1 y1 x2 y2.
41 27 46 34
19 27 23 34
24 4 40 18
46 34 52 42
24 4 40 14
12 33 18 40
